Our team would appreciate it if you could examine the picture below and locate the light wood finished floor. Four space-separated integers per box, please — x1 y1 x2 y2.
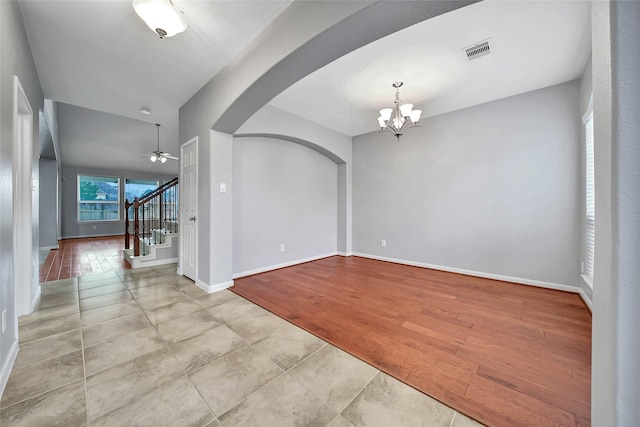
232 256 592 427
40 236 130 282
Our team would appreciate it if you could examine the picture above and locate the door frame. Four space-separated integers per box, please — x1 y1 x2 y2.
13 76 37 317
178 136 198 281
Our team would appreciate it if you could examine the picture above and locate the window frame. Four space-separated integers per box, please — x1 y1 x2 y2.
77 174 121 223
582 95 595 287
124 178 160 219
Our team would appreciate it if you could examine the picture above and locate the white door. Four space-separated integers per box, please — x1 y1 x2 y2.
179 137 198 281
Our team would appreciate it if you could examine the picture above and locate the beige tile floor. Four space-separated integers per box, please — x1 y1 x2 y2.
0 264 484 427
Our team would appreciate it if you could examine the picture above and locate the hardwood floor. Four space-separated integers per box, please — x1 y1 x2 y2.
232 256 592 427
39 236 131 282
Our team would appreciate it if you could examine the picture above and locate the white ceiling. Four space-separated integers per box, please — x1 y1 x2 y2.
19 0 293 128
269 0 592 137
19 0 591 169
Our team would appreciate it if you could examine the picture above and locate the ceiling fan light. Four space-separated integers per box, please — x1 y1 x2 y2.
399 103 413 118
160 155 167 163
133 0 187 38
150 154 157 162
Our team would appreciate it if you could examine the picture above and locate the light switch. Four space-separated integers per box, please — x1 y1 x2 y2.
220 183 227 193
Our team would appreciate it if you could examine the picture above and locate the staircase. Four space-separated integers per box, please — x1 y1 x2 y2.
123 177 179 268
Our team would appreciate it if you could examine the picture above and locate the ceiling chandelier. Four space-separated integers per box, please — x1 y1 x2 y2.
133 0 187 39
377 82 422 140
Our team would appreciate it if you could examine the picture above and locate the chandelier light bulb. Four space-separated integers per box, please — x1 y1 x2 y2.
379 108 393 121
399 103 413 118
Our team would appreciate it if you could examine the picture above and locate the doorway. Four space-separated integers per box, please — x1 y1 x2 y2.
13 76 37 317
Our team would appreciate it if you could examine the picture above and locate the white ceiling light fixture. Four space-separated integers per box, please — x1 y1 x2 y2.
133 0 187 39
149 124 178 163
377 82 422 140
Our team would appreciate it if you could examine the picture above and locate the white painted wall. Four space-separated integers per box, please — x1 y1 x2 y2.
353 81 581 288
232 136 337 275
0 0 44 397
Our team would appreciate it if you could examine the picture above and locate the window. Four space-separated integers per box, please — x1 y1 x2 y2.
125 178 158 201
125 178 159 219
583 98 595 283
77 175 120 222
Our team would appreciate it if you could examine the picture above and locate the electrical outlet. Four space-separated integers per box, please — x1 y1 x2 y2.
2 309 7 334
381 239 387 247
280 244 285 252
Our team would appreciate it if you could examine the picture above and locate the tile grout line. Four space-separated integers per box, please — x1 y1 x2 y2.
1 279 83 412
449 411 457 427
78 277 91 426
335 368 381 423
92 269 223 425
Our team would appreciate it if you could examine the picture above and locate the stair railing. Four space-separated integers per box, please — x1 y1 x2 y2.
125 177 178 257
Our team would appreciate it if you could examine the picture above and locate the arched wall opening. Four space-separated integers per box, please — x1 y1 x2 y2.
232 134 348 278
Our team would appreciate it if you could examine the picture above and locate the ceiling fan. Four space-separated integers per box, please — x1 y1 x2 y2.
149 123 177 163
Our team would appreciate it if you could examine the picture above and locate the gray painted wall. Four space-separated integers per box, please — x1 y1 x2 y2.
180 1 470 287
592 1 640 425
60 165 175 239
42 100 62 241
353 81 581 287
237 105 352 255
232 137 337 274
39 159 58 249
0 0 44 395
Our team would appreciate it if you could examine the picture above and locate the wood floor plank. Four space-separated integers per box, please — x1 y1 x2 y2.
232 256 592 427
39 236 130 282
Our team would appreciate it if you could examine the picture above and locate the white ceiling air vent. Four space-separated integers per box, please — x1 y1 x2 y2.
463 39 493 61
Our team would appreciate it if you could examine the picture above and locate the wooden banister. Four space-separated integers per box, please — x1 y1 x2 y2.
125 177 178 257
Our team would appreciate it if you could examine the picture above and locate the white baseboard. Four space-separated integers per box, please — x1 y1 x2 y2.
131 257 179 269
196 279 234 294
336 252 352 257
0 339 19 399
232 252 338 279
39 245 58 251
61 233 123 240
351 252 582 294
579 288 593 311
31 285 42 313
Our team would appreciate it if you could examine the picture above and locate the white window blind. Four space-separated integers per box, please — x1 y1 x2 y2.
584 106 595 281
